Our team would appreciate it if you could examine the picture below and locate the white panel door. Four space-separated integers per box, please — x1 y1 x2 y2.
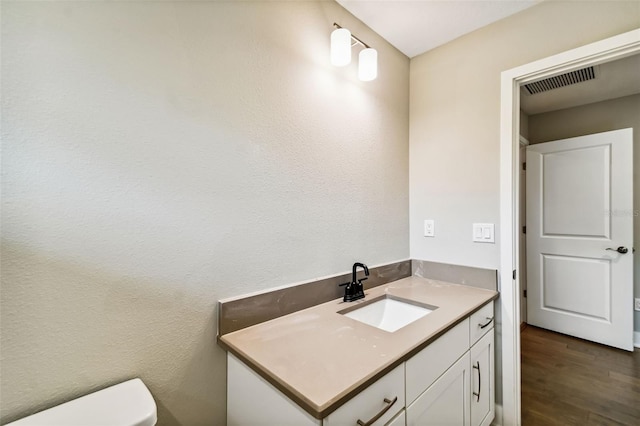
526 128 633 351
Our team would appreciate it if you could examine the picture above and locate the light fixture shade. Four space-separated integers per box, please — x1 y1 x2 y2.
331 28 352 67
358 48 378 81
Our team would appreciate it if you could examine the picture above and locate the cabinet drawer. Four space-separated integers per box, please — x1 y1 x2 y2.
469 302 494 347
405 319 469 404
324 364 404 426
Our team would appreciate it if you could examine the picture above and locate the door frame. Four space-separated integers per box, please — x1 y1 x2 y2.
499 28 640 426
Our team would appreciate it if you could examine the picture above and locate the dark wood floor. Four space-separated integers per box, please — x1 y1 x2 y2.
521 325 640 425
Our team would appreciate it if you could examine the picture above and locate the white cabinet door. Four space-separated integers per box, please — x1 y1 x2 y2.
406 353 471 426
386 409 405 426
470 329 494 426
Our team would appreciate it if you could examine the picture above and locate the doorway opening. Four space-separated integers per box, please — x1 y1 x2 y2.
518 54 639 423
499 29 640 425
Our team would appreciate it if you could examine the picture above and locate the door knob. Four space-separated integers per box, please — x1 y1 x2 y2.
606 246 629 254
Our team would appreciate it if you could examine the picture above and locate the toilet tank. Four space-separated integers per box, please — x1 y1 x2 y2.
5 379 157 426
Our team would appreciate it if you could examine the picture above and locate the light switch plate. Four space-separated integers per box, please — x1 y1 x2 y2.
473 223 495 243
424 219 435 237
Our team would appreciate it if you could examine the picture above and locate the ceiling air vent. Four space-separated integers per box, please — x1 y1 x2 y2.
523 66 596 95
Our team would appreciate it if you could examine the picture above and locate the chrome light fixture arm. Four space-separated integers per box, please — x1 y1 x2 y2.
333 23 370 49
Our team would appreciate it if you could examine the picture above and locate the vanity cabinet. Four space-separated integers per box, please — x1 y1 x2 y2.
404 300 494 426
406 352 471 425
470 329 495 426
227 301 495 426
387 410 406 426
405 320 469 404
405 328 495 426
469 301 495 426
227 354 321 426
324 364 404 426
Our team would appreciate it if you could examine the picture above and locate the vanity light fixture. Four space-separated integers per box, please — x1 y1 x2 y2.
358 48 377 81
331 23 378 81
330 26 351 67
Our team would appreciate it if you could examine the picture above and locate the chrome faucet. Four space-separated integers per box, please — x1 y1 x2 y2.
339 262 369 302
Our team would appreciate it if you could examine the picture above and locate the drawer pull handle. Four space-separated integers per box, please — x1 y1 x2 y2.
356 396 398 426
479 317 494 329
473 361 481 402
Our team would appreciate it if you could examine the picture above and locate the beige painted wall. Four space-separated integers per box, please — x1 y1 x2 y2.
0 2 409 424
529 94 640 331
410 1 639 268
409 0 639 406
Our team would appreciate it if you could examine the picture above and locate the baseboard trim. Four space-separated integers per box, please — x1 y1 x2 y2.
634 331 640 349
492 404 503 426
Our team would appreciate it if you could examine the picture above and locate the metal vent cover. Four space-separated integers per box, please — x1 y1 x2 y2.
523 66 596 95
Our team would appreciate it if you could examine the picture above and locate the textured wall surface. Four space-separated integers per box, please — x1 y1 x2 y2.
0 2 409 424
409 0 640 268
409 0 640 407
529 94 640 332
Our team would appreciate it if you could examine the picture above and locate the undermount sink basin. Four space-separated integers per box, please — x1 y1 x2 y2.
340 296 437 332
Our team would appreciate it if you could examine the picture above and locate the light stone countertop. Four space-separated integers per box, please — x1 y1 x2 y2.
218 275 499 419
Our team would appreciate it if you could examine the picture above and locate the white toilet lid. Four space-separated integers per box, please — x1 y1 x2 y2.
5 378 157 426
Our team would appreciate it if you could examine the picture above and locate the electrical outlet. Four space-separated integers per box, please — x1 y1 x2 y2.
635 298 640 311
424 219 435 237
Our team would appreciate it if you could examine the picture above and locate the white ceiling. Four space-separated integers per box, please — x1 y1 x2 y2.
521 54 640 115
336 1 640 114
336 0 540 58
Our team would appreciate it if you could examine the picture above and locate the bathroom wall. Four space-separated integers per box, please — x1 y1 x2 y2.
409 0 639 269
409 0 640 409
529 94 640 332
0 2 409 424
